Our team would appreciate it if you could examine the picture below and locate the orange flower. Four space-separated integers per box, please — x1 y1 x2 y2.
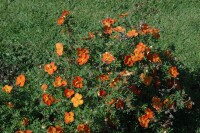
44 62 57 75
152 96 163 111
71 93 84 107
53 76 67 87
57 10 70 26
148 27 159 34
185 101 194 109
150 53 162 63
64 111 74 124
97 74 109 81
165 50 171 57
57 17 65 25
134 52 144 61
126 29 138 38
138 108 153 128
6 102 14 108
135 42 146 53
119 70 133 77
140 23 149 35
102 52 115 64
2 85 13 93
145 108 154 119
16 74 25 87
124 55 136 66
140 73 153 86
47 125 64 133
110 77 120 88
76 48 90 65
77 124 90 133
82 32 95 40
56 43 63 56
102 18 116 27
64 89 74 98
41 84 48 91
119 12 128 18
76 48 89 57
168 66 179 78
104 26 113 35
163 98 169 105
21 117 29 126
42 94 55 106
138 114 150 128
116 99 125 109
61 10 70 18
148 27 160 39
73 76 83 88
15 130 32 133
77 53 90 65
107 98 115 105
88 32 95 38
153 32 160 39
139 23 160 38
113 26 125 32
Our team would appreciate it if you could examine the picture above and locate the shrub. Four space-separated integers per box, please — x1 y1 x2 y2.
0 10 193 133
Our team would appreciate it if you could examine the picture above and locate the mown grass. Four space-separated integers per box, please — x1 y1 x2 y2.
0 0 200 132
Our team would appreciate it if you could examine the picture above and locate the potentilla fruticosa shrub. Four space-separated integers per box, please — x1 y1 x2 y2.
1 10 194 133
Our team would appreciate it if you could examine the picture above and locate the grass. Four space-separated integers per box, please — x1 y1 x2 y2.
0 0 200 132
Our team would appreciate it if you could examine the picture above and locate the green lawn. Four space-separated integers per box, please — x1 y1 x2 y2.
1 0 199 83
0 0 200 132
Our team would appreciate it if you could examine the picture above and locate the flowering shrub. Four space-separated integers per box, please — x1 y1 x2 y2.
0 10 194 132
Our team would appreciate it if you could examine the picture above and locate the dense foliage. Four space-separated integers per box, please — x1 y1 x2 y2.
0 10 196 133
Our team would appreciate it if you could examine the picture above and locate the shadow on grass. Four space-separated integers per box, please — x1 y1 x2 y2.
172 68 200 133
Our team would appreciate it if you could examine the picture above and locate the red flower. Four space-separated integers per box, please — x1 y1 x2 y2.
152 96 163 111
77 124 90 133
116 99 125 109
64 89 74 98
124 55 136 66
130 86 141 96
98 90 106 97
61 10 70 17
73 76 83 88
